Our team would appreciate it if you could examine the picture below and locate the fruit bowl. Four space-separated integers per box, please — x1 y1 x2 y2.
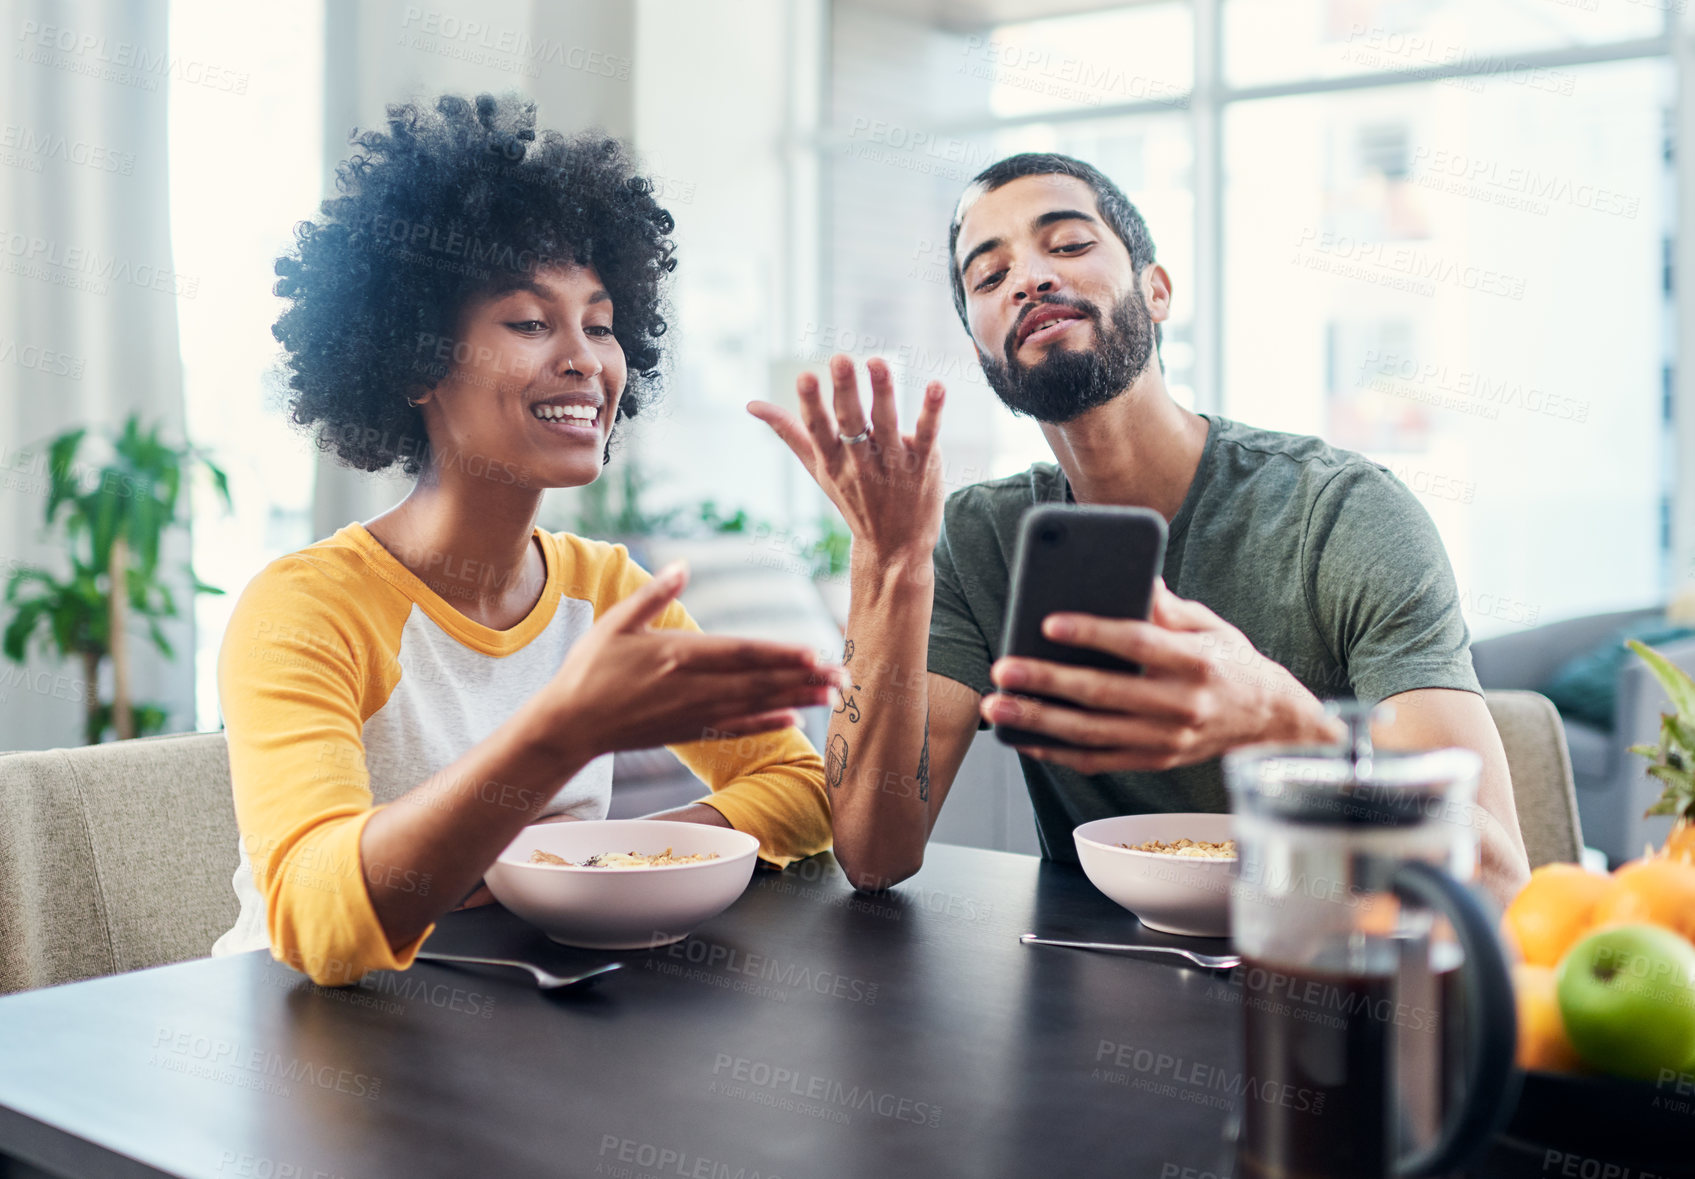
1506 1068 1693 1169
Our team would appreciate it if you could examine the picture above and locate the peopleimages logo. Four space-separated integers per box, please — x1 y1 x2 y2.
150 1026 382 1100
14 19 250 93
396 8 630 79
655 938 879 1004
596 1135 781 1179
1357 349 1589 425
957 35 1188 109
710 1055 942 1127
1409 147 1639 221
0 124 134 174
0 229 197 297
1092 1039 1325 1114
1294 229 1526 301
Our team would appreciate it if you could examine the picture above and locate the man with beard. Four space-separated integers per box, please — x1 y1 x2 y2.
750 153 1530 903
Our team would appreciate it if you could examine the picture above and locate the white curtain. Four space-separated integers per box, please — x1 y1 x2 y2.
0 0 191 749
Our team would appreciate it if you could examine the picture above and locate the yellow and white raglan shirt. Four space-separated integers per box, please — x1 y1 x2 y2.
211 523 832 985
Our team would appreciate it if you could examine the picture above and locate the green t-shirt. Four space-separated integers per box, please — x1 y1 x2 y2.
927 413 1482 863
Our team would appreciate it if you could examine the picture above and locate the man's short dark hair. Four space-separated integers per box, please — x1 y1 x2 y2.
272 93 677 475
947 152 1159 346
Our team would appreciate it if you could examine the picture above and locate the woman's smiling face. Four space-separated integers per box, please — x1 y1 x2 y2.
415 262 629 491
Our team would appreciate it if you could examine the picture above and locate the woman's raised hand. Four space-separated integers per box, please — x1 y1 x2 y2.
539 563 847 758
749 355 947 566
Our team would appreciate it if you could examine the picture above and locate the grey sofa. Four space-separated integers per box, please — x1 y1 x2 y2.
1472 607 1689 866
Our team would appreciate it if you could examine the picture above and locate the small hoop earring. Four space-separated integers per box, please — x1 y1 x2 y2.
407 396 425 408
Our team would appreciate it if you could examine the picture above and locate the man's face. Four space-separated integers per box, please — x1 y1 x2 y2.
954 174 1165 423
419 262 627 489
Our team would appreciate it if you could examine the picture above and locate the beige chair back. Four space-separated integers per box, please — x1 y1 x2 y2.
0 731 238 994
1485 690 1583 868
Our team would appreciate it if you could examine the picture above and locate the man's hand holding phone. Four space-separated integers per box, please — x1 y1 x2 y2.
983 581 1338 774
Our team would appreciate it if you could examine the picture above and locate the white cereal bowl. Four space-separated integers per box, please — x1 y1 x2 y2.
484 819 761 950
1073 813 1236 939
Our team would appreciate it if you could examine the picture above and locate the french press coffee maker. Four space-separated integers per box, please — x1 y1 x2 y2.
1222 705 1519 1178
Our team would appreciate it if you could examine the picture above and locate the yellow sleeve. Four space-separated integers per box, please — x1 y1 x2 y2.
218 554 432 986
581 540 833 868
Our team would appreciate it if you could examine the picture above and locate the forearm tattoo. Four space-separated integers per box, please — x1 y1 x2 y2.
826 733 849 790
834 636 862 724
916 711 931 803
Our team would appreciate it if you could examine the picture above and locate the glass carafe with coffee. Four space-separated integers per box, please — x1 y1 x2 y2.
1223 703 1519 1179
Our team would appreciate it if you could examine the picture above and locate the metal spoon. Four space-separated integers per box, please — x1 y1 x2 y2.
1019 934 1241 971
414 951 622 991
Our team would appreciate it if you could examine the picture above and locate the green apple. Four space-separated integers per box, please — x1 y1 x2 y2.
1556 923 1695 1081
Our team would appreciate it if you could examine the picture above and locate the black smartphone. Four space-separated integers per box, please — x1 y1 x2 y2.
995 505 1168 748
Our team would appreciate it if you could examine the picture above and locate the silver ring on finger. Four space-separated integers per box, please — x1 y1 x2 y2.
838 424 873 445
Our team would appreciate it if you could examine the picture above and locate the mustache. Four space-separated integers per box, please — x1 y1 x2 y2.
1004 295 1101 364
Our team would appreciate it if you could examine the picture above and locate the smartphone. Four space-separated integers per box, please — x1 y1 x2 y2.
995 505 1168 748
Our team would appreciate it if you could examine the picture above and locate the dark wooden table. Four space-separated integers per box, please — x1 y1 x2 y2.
0 844 1621 1179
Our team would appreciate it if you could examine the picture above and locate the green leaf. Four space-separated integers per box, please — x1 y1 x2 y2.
126 495 158 577
91 486 118 574
1669 715 1695 758
1626 639 1695 719
132 704 168 737
156 463 181 521
2 601 48 662
204 459 233 510
2 416 225 709
49 602 78 656
43 428 86 524
1646 762 1694 785
4 567 58 602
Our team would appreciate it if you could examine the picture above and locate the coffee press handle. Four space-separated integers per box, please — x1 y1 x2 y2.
1392 860 1522 1179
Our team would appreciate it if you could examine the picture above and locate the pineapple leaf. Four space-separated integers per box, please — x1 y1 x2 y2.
1646 789 1684 817
1670 715 1695 757
1645 763 1693 790
1626 639 1695 720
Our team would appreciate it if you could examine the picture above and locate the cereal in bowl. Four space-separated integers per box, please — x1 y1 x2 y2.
1119 837 1237 859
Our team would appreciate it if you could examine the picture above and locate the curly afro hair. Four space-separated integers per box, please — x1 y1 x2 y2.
272 93 677 475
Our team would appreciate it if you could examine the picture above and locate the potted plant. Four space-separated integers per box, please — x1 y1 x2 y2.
1623 639 1695 864
1 414 230 743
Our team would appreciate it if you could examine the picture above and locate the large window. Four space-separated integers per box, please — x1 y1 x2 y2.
1226 61 1670 633
820 0 1675 637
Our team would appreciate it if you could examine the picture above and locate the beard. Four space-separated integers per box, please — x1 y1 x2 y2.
979 288 1157 425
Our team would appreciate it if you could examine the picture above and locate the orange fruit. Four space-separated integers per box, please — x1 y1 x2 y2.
1513 963 1584 1073
1502 863 1612 967
1591 857 1695 946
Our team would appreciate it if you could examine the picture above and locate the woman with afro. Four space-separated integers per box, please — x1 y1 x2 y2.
212 94 844 984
